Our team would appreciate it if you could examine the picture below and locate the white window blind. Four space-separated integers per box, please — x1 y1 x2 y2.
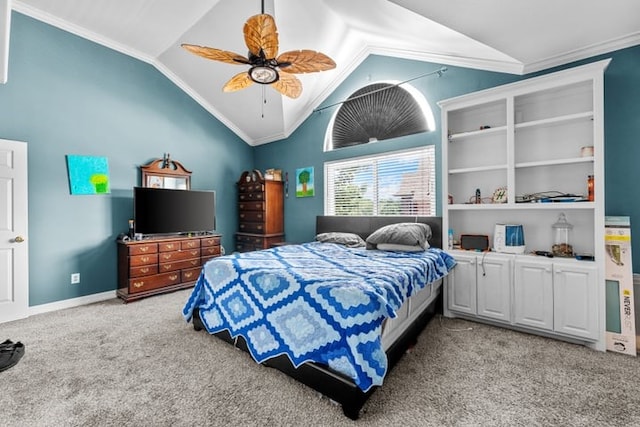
324 146 436 216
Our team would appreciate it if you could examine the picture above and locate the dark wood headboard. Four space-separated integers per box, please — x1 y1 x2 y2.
315 216 443 249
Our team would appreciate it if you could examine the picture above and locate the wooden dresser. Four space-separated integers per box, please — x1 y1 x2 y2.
236 170 284 251
117 234 221 302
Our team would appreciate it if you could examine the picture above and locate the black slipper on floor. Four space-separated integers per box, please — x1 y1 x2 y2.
0 339 13 347
0 341 24 372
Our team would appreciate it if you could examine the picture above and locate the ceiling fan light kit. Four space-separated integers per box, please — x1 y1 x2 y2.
181 8 335 99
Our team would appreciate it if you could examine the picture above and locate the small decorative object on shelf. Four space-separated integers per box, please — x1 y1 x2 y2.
587 175 594 201
264 168 282 181
492 187 507 203
552 213 574 257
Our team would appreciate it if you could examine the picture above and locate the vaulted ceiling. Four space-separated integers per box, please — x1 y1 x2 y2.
9 0 640 145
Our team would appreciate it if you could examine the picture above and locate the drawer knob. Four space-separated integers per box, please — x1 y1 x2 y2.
133 281 144 288
140 247 149 252
140 268 149 274
169 274 179 281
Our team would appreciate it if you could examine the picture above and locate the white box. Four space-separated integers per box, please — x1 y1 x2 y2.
605 216 636 356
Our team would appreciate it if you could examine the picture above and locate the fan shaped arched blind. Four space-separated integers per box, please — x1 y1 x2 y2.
326 83 434 150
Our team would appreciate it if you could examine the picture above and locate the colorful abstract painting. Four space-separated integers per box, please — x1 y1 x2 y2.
66 155 111 195
296 167 314 197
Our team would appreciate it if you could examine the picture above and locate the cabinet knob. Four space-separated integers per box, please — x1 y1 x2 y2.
13 236 25 243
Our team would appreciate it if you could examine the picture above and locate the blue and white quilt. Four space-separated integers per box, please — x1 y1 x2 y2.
183 242 455 392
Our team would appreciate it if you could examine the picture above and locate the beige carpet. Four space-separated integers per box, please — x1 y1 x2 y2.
1 288 639 427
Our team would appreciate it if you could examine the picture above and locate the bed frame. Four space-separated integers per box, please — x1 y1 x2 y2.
191 215 443 419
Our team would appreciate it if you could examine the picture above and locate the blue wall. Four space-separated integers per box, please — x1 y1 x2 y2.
0 13 252 305
254 55 520 243
255 48 640 272
3 12 640 306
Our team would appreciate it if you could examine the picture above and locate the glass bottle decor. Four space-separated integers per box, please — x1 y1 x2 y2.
552 213 574 257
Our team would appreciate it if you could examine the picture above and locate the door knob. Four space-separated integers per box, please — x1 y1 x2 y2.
14 236 25 243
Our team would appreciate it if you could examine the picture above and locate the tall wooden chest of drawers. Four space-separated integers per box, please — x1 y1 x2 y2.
236 170 284 251
117 234 221 302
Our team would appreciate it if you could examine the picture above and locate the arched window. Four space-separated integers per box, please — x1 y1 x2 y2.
324 82 435 151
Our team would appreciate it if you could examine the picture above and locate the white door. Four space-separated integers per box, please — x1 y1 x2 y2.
0 139 28 323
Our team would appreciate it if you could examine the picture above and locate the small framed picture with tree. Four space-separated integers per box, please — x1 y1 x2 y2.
296 167 314 197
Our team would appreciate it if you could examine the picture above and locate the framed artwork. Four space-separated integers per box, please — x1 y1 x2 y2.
296 167 314 197
66 155 111 195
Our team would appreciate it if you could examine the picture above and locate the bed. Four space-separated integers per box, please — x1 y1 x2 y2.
183 215 454 419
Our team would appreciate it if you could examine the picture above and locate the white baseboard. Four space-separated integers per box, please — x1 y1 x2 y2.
29 290 117 317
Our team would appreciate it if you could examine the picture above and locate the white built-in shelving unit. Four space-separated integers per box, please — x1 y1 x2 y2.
439 59 610 350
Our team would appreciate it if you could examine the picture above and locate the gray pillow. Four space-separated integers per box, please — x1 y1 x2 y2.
315 232 366 248
376 243 425 252
366 222 432 250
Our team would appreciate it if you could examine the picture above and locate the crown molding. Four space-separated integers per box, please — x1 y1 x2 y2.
522 31 640 74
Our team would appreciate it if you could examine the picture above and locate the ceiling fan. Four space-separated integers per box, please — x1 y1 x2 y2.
181 2 336 99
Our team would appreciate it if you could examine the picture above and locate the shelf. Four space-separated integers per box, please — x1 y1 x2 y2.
448 125 507 141
515 156 593 169
449 164 508 174
447 202 595 211
515 111 593 131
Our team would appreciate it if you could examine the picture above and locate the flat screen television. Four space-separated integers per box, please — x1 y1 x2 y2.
133 187 216 236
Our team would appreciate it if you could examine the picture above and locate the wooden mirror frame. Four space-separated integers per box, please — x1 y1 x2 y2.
141 155 191 190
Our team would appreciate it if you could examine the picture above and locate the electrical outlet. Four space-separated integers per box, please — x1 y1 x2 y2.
71 273 80 284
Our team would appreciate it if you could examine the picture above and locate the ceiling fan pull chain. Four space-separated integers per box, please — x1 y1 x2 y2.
261 85 266 118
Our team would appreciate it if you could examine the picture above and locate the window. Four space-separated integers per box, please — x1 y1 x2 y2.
325 146 436 216
324 82 435 151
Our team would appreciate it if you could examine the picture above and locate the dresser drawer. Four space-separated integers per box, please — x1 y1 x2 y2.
128 243 158 255
181 267 202 283
128 271 181 293
158 248 201 262
238 201 264 211
238 192 265 201
130 253 158 267
237 234 264 245
201 236 221 247
180 239 201 250
129 264 158 278
159 258 201 273
239 211 264 222
201 246 221 257
239 222 265 233
238 183 264 193
158 241 181 252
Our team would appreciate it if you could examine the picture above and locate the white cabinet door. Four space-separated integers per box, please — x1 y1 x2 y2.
477 254 512 322
514 258 553 330
553 262 598 340
448 253 477 315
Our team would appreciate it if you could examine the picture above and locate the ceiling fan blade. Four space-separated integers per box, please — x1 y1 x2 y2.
182 44 250 65
223 72 255 92
244 14 279 59
276 50 336 74
271 72 302 99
